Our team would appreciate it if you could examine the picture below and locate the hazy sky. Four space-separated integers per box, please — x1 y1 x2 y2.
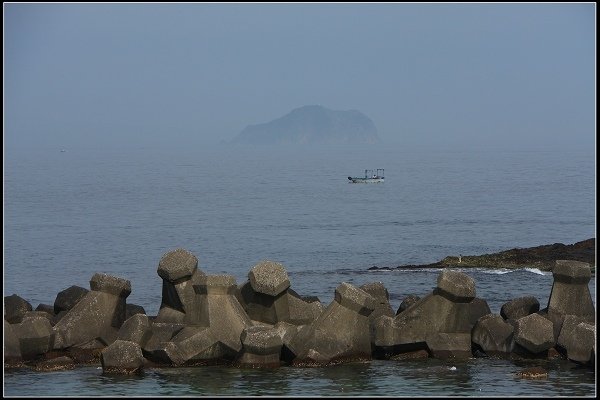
4 3 596 151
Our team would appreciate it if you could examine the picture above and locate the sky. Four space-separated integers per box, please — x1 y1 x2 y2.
3 3 596 152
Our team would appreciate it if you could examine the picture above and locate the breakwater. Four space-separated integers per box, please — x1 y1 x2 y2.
4 249 596 376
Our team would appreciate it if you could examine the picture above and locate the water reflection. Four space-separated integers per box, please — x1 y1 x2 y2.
394 358 475 394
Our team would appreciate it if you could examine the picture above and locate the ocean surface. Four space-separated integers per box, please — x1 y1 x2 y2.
3 143 596 397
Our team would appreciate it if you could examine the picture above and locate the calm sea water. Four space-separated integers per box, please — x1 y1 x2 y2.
3 143 596 397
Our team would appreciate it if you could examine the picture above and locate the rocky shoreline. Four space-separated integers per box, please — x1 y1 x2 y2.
4 249 596 377
368 238 595 272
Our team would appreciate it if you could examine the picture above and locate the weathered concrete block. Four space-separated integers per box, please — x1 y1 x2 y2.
22 311 53 323
464 298 492 328
4 294 33 324
500 296 540 321
372 270 489 361
426 332 472 358
90 273 132 298
52 274 131 349
557 315 596 365
274 322 300 363
189 274 252 360
553 260 592 283
249 260 291 296
236 325 283 368
472 314 514 355
35 304 56 318
374 293 488 349
142 322 185 353
13 314 56 359
155 306 186 324
334 283 376 316
241 325 283 355
125 304 146 320
54 286 89 315
514 313 555 354
287 290 319 325
117 314 152 347
547 260 595 318
101 340 145 374
4 320 22 362
157 248 199 282
288 283 374 365
434 270 476 302
156 250 205 325
170 326 222 364
396 294 420 315
157 268 205 324
238 281 318 326
238 281 289 324
359 282 395 320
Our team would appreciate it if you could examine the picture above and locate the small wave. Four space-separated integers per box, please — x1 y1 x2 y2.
522 267 550 276
472 267 550 276
472 268 512 275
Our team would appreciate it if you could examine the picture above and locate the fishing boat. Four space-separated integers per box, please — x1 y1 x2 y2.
348 169 385 183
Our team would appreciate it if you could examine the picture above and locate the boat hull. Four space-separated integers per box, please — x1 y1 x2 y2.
348 178 384 183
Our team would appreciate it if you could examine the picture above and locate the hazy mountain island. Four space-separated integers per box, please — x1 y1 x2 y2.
232 105 380 144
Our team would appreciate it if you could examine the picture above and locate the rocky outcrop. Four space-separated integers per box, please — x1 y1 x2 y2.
368 238 595 272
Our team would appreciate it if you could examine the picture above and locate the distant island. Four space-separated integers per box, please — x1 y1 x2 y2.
231 105 380 145
368 238 596 272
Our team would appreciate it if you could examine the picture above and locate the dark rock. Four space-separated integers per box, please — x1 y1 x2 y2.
4 294 33 324
500 296 540 321
513 313 555 355
288 283 375 366
157 248 200 282
32 356 75 372
117 314 152 347
373 271 489 359
13 313 56 360
557 315 595 365
52 273 131 350
235 325 283 368
384 238 595 271
156 250 205 325
516 366 548 379
101 340 145 374
125 304 146 320
396 295 421 315
35 304 56 318
54 286 89 315
471 314 514 355
547 260 595 319
4 320 22 362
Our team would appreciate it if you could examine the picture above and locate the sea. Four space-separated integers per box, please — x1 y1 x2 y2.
3 143 597 397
